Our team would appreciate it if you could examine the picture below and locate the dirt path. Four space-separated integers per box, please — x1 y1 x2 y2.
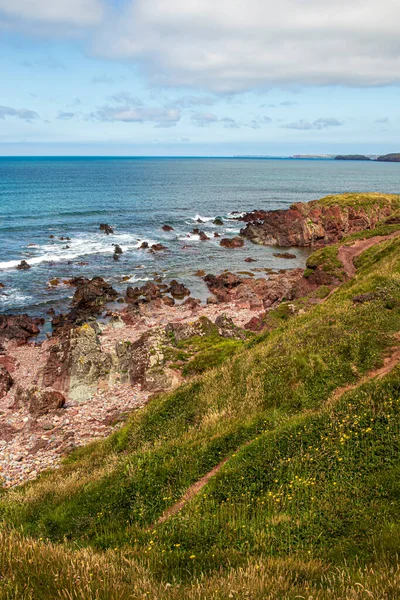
337 232 400 278
157 343 400 525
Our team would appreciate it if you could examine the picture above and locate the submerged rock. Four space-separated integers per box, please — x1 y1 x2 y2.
273 252 297 259
220 237 244 248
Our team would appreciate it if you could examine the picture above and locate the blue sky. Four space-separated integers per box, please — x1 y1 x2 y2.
0 0 399 156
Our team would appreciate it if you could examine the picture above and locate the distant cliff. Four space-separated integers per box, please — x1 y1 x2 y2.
377 153 400 162
335 155 371 161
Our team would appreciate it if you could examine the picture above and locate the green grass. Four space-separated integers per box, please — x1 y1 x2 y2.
1 226 400 597
307 192 400 211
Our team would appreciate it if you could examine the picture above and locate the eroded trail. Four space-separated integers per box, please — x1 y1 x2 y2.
157 344 400 525
337 232 400 278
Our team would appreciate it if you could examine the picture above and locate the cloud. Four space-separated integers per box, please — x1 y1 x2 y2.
376 117 389 123
191 113 239 128
282 117 343 130
0 106 39 122
94 104 181 127
57 111 75 120
109 92 142 105
90 0 400 91
280 101 297 107
220 117 239 129
0 0 103 27
4 1 400 92
191 112 219 127
247 116 272 129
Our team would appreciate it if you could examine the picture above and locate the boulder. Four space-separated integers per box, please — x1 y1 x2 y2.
72 277 118 310
199 231 210 241
100 223 114 235
195 270 206 277
244 257 257 262
168 280 190 299
113 244 123 260
28 388 65 417
213 218 224 226
220 237 244 248
139 241 149 249
0 314 41 346
183 297 201 310
16 260 31 270
162 224 174 232
162 296 175 307
0 364 13 399
151 243 167 251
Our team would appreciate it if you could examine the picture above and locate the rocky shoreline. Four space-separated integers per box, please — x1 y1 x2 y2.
1 192 399 488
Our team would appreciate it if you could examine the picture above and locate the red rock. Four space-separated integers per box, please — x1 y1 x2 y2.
162 224 174 231
241 197 396 247
0 364 13 399
220 237 244 248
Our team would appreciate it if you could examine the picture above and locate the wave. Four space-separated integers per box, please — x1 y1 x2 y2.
191 214 215 223
0 232 154 271
0 289 31 308
226 211 246 219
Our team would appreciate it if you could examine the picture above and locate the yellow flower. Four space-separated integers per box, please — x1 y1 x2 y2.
190 555 196 559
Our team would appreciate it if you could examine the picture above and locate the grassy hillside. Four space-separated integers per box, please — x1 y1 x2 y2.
1 225 400 598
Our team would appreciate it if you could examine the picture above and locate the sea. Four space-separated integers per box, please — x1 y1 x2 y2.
0 157 399 318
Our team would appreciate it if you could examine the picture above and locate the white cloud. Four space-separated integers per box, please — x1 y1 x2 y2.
94 104 182 127
90 0 400 91
282 118 343 130
3 1 400 92
0 0 103 27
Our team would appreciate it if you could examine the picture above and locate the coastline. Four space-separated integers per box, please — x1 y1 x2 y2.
1 191 400 488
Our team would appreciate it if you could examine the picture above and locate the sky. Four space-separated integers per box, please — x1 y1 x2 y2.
0 0 399 156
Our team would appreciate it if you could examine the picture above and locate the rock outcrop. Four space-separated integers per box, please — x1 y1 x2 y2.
204 270 304 309
0 314 41 348
42 324 112 403
377 154 400 162
240 193 400 247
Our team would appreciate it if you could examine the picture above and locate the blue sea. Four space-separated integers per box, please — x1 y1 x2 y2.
0 157 399 317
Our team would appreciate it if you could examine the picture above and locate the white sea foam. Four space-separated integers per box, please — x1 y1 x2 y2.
0 232 154 271
177 233 201 242
126 275 151 284
0 289 31 308
191 214 215 223
226 211 246 219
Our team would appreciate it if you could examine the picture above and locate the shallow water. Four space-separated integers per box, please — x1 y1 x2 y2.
0 157 399 316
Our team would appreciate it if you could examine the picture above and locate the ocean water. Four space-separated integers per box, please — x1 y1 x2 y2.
0 157 399 317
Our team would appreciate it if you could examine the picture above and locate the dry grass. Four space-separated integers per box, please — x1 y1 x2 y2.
1 529 399 600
